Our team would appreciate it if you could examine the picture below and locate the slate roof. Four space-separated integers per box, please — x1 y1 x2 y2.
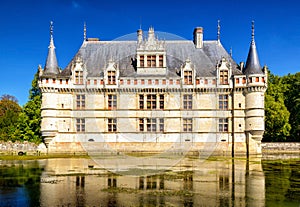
43 37 60 76
59 39 242 78
243 40 263 75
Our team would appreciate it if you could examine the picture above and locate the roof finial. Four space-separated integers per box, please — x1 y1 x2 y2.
50 21 54 39
251 20 255 43
217 20 220 42
230 47 233 57
44 20 59 75
84 22 87 41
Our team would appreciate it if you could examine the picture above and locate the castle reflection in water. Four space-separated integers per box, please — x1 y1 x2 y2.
38 157 265 207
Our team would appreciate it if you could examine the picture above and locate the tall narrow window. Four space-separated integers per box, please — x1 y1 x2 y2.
76 118 85 132
75 71 83 84
184 71 193 85
76 95 85 109
107 70 116 85
219 95 228 110
219 118 228 132
147 94 157 109
183 118 193 132
139 95 144 109
159 94 164 109
108 94 117 110
183 94 192 109
140 55 144 67
159 118 164 132
159 55 163 67
139 118 144 131
220 70 228 84
242 77 246 84
108 118 117 132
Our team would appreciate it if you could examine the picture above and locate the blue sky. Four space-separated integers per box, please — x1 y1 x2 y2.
0 0 299 105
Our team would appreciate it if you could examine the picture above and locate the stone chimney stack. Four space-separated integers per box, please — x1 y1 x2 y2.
193 27 203 49
137 29 143 44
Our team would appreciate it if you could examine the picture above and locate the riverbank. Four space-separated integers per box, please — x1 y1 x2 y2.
261 142 300 154
0 142 299 159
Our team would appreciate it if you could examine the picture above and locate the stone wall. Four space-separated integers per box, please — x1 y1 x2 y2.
1 141 299 156
262 142 300 153
0 141 47 155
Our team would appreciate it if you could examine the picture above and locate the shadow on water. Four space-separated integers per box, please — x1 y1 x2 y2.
0 156 299 206
262 158 300 207
0 160 44 207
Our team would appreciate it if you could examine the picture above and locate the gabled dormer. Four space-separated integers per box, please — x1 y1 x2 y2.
136 27 166 75
104 59 119 85
216 57 232 85
72 56 86 85
181 58 195 85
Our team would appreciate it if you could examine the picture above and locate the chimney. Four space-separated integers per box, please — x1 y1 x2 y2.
193 27 203 49
240 62 244 71
137 29 143 44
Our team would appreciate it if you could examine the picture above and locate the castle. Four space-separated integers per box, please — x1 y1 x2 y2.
38 21 267 156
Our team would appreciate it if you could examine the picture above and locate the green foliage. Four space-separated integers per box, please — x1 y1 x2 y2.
263 71 300 142
14 69 42 143
263 72 291 142
0 96 22 141
282 73 300 141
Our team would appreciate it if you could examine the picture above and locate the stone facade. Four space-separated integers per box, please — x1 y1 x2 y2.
38 22 267 155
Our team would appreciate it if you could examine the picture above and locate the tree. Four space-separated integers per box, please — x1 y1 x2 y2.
0 95 22 141
282 72 300 141
14 69 42 143
263 72 291 142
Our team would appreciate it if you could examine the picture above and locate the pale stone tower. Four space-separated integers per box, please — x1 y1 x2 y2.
243 21 267 155
40 21 60 149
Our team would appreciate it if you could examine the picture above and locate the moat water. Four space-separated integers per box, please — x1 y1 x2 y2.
0 155 299 207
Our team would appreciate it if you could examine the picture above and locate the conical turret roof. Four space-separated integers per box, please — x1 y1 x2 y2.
243 21 263 75
44 21 60 75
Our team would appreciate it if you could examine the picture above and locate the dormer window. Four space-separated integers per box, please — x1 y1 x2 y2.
147 55 156 67
181 59 194 85
107 70 116 85
140 55 144 67
184 71 193 85
217 58 231 85
220 70 228 85
75 71 83 84
105 60 118 85
159 55 163 67
136 27 166 75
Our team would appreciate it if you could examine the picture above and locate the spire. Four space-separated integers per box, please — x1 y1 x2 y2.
217 20 220 43
243 21 263 75
44 21 60 75
84 22 87 41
